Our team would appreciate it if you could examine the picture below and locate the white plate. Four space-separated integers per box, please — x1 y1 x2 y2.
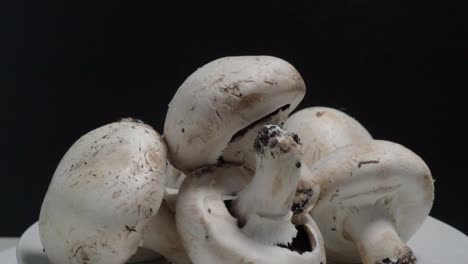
0 247 16 264
4 216 468 264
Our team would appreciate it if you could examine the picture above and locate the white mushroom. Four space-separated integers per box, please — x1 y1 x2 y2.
284 107 372 165
232 125 303 244
309 140 434 264
165 161 187 190
163 162 187 212
39 119 167 264
137 156 190 263
176 125 326 264
164 56 306 172
142 201 191 264
284 107 373 215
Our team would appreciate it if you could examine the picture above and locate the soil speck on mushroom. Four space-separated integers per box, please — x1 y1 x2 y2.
315 111 325 117
357 160 380 168
292 188 314 214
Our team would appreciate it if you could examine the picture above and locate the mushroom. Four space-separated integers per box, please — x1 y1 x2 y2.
284 107 372 165
308 140 434 264
232 125 303 244
163 162 187 212
284 107 373 215
39 119 167 264
136 156 190 263
176 125 326 264
128 161 190 264
142 201 191 264
164 56 306 172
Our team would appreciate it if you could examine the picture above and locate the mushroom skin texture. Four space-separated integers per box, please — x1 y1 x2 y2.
284 107 372 215
176 164 326 264
142 201 191 264
164 56 306 172
309 140 434 264
137 161 190 263
284 107 372 165
165 161 187 190
132 164 190 263
163 162 187 212
39 119 167 264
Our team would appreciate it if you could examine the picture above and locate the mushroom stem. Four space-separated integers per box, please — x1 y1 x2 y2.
345 209 417 264
142 201 191 264
233 125 302 245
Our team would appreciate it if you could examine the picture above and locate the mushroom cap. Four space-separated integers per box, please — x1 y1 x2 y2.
284 106 372 166
164 56 306 172
39 119 167 264
176 164 326 264
309 140 434 263
284 107 372 215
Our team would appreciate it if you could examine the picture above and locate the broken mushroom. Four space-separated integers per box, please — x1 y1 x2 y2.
176 125 326 264
284 107 373 215
164 56 306 172
39 119 167 264
309 140 434 264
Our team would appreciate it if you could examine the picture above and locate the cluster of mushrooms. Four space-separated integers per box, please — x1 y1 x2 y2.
39 56 434 264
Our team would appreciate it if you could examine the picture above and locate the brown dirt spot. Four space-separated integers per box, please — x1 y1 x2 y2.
315 111 325 117
145 150 162 168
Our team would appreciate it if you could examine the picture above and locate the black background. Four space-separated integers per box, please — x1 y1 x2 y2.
1 1 466 236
